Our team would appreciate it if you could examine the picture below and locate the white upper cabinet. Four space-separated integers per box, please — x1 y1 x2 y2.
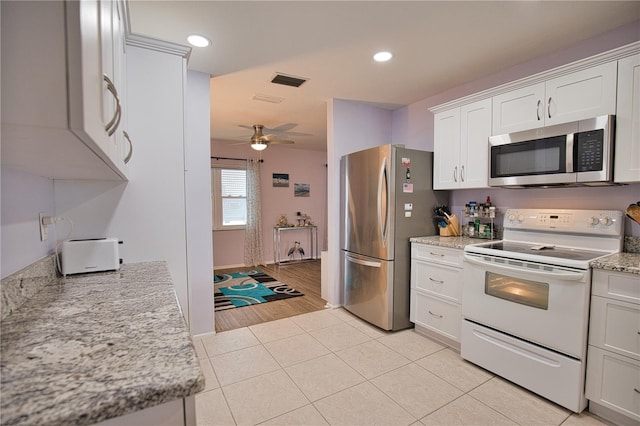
433 99 491 190
1 0 128 180
433 109 460 189
614 54 640 183
492 62 618 135
460 100 492 188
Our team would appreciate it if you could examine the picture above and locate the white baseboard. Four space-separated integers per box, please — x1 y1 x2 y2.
192 330 217 339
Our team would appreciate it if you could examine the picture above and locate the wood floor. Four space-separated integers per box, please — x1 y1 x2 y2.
214 260 325 333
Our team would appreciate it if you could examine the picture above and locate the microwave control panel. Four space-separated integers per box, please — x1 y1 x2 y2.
575 129 604 172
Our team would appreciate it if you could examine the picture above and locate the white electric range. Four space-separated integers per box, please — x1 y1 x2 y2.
461 208 624 413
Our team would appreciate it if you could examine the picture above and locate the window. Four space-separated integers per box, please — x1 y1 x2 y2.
212 167 247 230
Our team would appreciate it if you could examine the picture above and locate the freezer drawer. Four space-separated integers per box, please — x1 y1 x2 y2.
342 251 395 330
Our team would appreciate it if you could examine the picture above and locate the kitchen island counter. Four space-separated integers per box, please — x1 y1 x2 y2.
410 235 487 250
591 252 640 275
0 261 204 426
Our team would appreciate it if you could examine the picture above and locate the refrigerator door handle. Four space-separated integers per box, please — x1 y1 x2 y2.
345 253 382 268
378 157 390 247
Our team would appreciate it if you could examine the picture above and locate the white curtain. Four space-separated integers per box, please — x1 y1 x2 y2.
244 159 264 266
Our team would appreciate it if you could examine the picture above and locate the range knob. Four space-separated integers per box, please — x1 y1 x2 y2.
508 213 517 222
517 214 525 222
600 216 613 226
589 216 600 226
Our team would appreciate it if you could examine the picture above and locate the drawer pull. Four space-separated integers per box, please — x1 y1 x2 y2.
429 277 444 284
428 310 443 319
429 252 444 257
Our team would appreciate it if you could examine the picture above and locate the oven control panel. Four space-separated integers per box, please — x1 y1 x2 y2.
503 209 623 236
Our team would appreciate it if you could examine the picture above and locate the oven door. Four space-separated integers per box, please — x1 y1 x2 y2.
462 253 590 359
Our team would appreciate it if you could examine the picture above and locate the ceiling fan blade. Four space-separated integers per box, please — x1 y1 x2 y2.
268 139 295 145
262 133 294 144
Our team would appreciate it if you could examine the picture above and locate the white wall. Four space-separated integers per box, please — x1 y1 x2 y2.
1 168 56 277
211 143 327 268
185 70 214 335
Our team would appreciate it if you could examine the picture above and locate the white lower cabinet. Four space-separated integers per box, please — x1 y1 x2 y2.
410 243 463 349
586 269 640 424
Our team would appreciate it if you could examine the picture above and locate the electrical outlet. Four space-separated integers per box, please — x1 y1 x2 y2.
39 212 47 241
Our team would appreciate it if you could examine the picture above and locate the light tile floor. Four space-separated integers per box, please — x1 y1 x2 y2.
193 308 609 426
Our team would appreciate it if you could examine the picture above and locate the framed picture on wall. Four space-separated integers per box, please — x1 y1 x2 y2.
273 173 289 187
294 183 310 197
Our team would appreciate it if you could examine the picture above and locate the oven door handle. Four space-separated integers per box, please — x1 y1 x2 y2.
463 254 586 281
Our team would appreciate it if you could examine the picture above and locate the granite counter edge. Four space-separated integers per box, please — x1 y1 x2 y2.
1 261 205 426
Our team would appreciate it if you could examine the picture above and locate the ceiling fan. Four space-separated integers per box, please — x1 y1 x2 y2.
249 124 295 151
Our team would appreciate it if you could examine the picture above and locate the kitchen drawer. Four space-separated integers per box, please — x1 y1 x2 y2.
411 259 462 302
589 295 640 361
586 346 640 422
592 270 640 305
411 291 461 342
411 243 463 268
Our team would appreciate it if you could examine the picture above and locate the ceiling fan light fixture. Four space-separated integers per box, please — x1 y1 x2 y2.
251 141 268 151
187 34 211 47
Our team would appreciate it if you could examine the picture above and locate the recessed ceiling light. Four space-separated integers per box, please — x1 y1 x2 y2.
187 34 211 48
373 51 393 62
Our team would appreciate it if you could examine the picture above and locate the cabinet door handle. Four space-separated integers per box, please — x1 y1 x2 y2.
460 165 465 182
547 96 552 119
429 252 444 257
635 388 640 394
123 131 133 164
104 74 122 136
453 166 458 182
429 277 444 284
536 100 542 121
428 310 443 319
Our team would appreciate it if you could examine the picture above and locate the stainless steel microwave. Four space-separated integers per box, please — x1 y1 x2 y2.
489 115 615 188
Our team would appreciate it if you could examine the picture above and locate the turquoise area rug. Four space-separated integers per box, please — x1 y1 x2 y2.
214 270 304 311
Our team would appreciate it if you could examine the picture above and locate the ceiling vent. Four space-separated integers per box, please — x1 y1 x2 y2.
271 73 307 88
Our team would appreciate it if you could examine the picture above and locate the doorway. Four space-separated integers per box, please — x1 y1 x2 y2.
214 260 325 332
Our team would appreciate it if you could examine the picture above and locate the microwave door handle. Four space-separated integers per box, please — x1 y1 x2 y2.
566 134 574 173
463 254 586 281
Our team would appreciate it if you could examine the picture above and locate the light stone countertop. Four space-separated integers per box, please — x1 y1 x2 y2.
409 235 489 250
590 252 640 275
410 235 640 275
0 261 205 426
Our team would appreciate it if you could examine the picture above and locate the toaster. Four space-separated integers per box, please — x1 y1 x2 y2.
61 238 121 275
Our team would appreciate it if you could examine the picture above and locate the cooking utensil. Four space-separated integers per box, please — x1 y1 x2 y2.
626 202 640 225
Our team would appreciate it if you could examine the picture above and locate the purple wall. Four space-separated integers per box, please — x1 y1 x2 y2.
210 143 328 268
391 20 640 237
1 168 56 277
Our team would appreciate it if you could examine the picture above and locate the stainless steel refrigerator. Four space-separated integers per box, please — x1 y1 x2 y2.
340 145 448 331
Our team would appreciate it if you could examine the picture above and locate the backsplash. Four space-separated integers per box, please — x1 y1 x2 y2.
625 236 640 253
1 254 58 320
